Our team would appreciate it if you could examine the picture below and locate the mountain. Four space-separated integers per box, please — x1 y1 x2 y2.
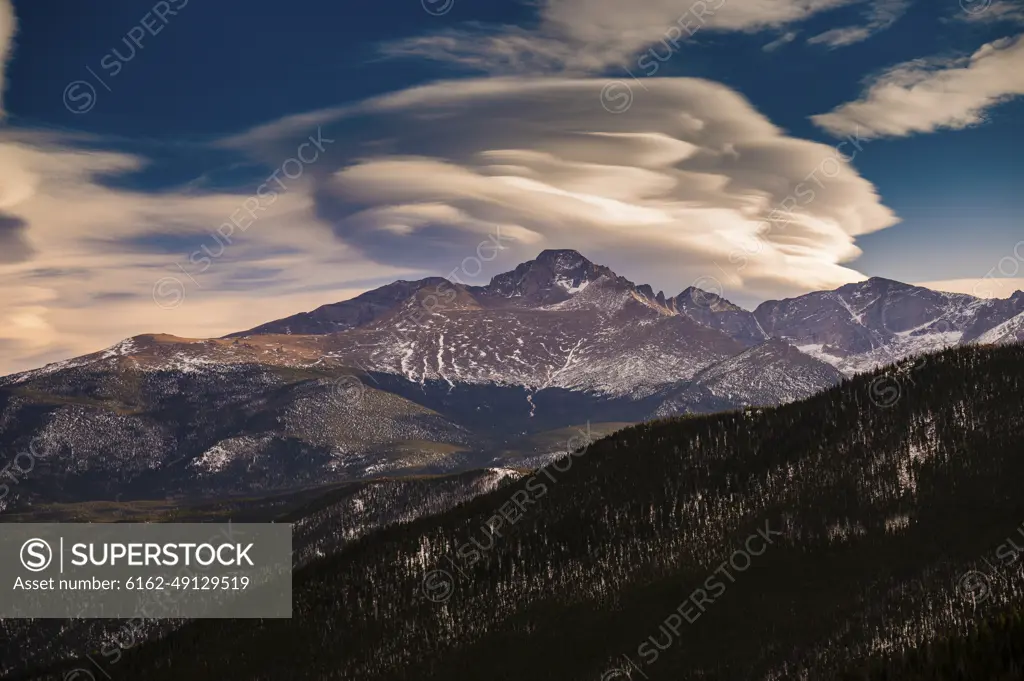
671 286 768 346
653 338 846 417
19 343 1024 681
235 277 467 336
231 249 754 399
235 257 1023 383
752 277 1024 374
1 250 1021 511
475 248 620 307
975 308 1024 345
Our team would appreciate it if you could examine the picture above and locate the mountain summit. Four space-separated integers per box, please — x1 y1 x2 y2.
482 248 619 306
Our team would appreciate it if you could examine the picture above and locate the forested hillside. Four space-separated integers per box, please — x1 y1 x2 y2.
850 609 1024 680
0 468 524 677
19 344 1024 681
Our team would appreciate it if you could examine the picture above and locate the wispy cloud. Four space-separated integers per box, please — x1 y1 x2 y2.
382 0 866 73
762 30 799 51
807 0 910 48
954 0 1024 25
812 34 1024 137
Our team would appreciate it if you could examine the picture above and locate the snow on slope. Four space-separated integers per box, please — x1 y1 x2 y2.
655 339 844 416
975 310 1024 345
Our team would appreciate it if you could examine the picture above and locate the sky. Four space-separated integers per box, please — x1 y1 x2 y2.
0 0 1022 374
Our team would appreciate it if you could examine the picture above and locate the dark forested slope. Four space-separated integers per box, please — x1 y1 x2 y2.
20 344 1024 681
848 607 1024 680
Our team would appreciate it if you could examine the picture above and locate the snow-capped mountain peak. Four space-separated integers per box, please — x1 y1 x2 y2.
483 248 619 305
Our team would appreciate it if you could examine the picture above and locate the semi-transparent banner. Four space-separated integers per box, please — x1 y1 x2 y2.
0 523 291 618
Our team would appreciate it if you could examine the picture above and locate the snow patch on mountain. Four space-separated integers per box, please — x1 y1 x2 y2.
100 338 139 359
655 339 844 416
975 310 1024 345
190 436 275 475
556 275 589 294
1 356 94 386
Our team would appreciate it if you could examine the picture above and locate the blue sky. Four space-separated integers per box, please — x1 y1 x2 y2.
0 0 1022 373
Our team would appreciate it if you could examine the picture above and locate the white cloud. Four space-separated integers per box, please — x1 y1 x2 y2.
227 76 898 310
812 34 1024 137
807 0 909 48
954 0 1024 26
382 0 865 73
763 31 800 51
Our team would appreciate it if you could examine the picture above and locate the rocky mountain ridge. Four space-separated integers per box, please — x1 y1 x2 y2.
0 250 1021 508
